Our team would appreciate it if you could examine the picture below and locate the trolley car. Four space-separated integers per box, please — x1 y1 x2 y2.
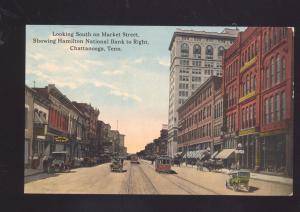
155 156 172 173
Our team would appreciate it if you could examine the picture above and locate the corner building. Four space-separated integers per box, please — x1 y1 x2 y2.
167 28 239 158
222 27 293 176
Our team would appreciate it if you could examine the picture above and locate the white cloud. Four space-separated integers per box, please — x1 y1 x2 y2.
110 89 142 103
102 69 124 76
158 57 170 67
84 59 104 66
28 53 47 61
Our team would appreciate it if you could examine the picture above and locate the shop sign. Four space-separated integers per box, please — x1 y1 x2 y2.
260 129 287 137
235 149 245 154
239 128 256 136
55 136 68 142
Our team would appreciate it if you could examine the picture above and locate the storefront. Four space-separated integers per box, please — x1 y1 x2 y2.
260 130 288 175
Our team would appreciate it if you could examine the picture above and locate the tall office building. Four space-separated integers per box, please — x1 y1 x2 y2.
167 28 239 158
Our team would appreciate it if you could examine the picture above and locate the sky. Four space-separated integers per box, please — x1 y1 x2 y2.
26 25 246 153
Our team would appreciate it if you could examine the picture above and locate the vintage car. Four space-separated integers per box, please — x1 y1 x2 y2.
155 156 172 173
130 154 139 164
225 169 250 192
110 158 123 172
47 151 72 173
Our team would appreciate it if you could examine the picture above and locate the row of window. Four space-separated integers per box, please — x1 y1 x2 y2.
180 36 233 44
179 83 189 89
179 75 189 81
263 55 286 90
49 108 69 131
180 43 225 59
227 86 237 108
192 76 201 82
241 40 258 67
241 103 257 129
179 90 189 97
263 92 286 125
225 59 239 83
241 72 256 97
213 124 222 137
181 104 212 130
263 27 288 54
227 112 237 132
214 101 223 119
180 123 212 143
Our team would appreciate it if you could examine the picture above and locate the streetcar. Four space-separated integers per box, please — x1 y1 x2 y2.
130 154 139 164
155 156 172 173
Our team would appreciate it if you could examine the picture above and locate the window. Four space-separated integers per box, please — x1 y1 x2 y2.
181 43 189 57
249 105 253 127
246 107 249 128
273 28 277 45
268 29 271 50
275 94 280 121
264 32 267 53
281 57 286 81
270 96 274 123
270 58 274 87
25 107 28 129
276 54 280 83
253 75 256 91
206 45 213 59
265 67 269 89
193 44 201 58
218 46 225 57
253 104 256 125
264 98 268 125
281 92 286 120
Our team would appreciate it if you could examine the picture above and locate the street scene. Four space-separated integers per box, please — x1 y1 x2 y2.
25 159 291 195
25 26 294 195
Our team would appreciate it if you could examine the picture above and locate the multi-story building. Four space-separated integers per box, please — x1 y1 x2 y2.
167 28 239 158
177 76 222 153
222 27 293 176
25 85 35 168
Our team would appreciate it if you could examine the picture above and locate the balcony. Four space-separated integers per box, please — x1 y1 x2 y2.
239 90 256 103
240 56 257 73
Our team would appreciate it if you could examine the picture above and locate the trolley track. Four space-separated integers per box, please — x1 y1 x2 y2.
141 160 220 195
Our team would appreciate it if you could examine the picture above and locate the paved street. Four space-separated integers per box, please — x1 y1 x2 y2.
24 160 292 195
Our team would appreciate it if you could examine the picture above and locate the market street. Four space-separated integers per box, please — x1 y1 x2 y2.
24 160 292 195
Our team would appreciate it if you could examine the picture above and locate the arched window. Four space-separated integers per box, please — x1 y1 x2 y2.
193 44 201 58
206 45 213 59
281 57 286 81
276 54 280 83
264 32 267 53
181 43 189 57
218 46 225 57
270 58 274 87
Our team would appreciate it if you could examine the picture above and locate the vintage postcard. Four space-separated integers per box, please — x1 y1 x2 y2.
24 25 293 195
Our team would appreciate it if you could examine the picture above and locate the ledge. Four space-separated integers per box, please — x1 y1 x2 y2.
240 56 257 73
239 90 256 103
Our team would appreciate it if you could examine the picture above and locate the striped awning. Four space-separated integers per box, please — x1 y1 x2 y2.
215 149 235 159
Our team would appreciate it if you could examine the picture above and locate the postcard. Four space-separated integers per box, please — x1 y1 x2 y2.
24 25 293 195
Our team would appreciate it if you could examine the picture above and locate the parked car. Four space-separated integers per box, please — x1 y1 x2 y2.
47 151 72 173
110 158 123 172
225 169 250 192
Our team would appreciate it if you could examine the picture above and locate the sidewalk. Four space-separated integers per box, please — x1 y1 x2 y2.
142 160 293 185
24 168 44 177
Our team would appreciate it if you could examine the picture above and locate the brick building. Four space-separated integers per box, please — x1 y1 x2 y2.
177 76 222 153
222 27 293 176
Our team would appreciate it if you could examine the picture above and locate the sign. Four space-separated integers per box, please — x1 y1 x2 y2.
55 136 69 142
235 149 245 154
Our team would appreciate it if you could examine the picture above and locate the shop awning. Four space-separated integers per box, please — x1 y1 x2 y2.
215 149 235 159
211 151 219 159
183 150 208 159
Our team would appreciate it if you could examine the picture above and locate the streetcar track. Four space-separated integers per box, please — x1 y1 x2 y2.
136 164 159 194
141 160 220 195
126 162 133 194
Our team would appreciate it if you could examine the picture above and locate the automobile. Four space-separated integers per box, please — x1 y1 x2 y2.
225 169 250 192
73 157 84 168
47 151 72 173
110 158 123 172
130 154 139 164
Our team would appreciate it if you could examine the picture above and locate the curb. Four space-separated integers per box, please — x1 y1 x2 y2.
24 170 45 177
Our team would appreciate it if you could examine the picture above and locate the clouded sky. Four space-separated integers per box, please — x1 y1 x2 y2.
26 25 245 153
